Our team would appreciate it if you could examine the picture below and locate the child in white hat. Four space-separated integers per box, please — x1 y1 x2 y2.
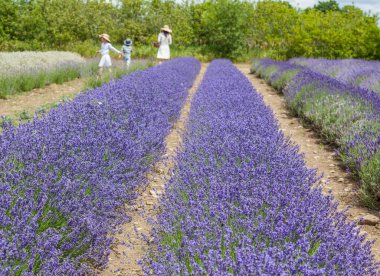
121 38 133 69
97 33 122 76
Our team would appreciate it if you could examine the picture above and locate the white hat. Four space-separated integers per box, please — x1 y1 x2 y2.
160 25 172 33
99 33 111 42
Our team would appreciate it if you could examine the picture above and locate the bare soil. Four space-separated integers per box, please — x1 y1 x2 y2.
235 63 380 263
0 78 84 119
100 64 208 275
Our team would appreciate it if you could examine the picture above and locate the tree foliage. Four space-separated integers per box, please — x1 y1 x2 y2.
288 6 380 59
314 0 340 12
200 0 252 58
0 0 379 60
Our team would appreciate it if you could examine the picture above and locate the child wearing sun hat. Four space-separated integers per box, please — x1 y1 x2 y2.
121 38 133 69
97 33 123 75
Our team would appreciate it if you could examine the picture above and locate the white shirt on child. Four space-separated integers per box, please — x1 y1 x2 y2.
100 42 121 55
122 45 132 56
99 42 121 67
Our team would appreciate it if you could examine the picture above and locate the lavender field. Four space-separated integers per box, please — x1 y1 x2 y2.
0 57 200 274
251 58 380 208
1 56 379 275
147 60 378 274
289 58 380 95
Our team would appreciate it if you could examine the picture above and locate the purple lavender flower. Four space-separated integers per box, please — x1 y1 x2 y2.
0 57 200 274
252 58 380 207
147 60 378 275
289 58 380 95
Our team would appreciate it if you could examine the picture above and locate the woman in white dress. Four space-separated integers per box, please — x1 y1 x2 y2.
157 25 172 64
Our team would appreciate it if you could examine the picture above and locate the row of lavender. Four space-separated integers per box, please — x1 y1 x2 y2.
146 60 377 274
0 58 200 274
251 58 380 208
289 58 380 95
0 51 86 98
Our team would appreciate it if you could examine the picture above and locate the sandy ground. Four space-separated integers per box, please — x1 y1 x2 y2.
235 63 380 263
100 64 209 275
0 78 84 119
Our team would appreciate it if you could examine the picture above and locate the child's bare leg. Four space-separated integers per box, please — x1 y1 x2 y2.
108 67 113 78
127 59 131 69
97 67 103 79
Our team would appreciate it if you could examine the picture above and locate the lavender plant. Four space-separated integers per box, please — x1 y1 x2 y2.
0 51 85 77
147 60 378 274
0 51 86 98
251 58 380 208
251 58 303 91
0 57 200 274
289 58 380 95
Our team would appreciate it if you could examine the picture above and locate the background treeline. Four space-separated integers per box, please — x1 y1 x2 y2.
1 0 380 60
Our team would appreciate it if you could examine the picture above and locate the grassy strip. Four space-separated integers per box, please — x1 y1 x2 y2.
0 66 83 99
71 41 259 62
0 61 152 129
83 61 153 90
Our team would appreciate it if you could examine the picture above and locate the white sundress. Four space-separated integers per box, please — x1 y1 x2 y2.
98 42 121 67
157 33 172 60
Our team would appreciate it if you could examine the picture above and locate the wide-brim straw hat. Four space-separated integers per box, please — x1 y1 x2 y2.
161 25 172 33
99 33 111 42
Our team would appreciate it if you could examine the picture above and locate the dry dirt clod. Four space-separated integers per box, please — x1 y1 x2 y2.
358 214 380 226
149 190 158 198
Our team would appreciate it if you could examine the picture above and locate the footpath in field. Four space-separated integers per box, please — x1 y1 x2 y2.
235 63 380 263
0 78 84 119
101 63 208 276
0 59 150 120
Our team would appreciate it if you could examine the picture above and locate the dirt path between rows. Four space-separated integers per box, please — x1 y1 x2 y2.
100 63 208 276
235 63 380 263
0 78 85 120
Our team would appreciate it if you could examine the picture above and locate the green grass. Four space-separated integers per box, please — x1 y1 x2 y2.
360 151 380 208
69 40 269 62
83 60 153 90
0 60 153 132
271 69 301 91
0 66 84 99
254 65 279 81
288 83 380 208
